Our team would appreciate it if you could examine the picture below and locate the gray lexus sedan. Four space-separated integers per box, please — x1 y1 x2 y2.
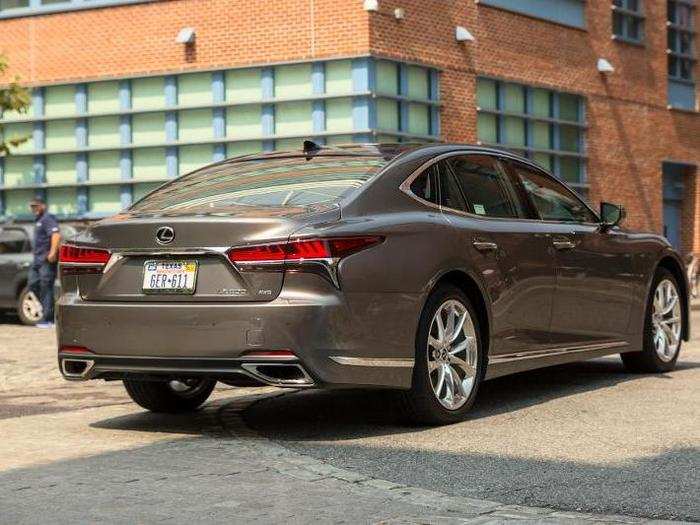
56 143 689 424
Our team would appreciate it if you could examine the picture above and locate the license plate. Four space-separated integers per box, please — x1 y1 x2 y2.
142 260 198 295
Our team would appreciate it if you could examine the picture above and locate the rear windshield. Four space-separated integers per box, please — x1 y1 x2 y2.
131 156 387 213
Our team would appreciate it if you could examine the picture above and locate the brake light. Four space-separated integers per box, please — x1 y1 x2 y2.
59 244 111 275
226 243 287 262
227 236 383 264
59 244 111 265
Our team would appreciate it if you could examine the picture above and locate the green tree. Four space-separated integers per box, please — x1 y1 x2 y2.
0 55 31 156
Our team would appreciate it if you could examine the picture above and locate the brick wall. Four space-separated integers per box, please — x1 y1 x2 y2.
1 0 699 250
0 0 370 85
368 0 700 244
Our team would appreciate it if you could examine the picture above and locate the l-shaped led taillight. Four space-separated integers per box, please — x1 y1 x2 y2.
226 236 384 264
59 244 111 275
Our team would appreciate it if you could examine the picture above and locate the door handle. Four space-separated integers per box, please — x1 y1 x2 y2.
472 240 498 252
552 238 576 250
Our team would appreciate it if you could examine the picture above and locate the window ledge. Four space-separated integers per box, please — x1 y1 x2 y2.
667 104 699 114
611 35 646 47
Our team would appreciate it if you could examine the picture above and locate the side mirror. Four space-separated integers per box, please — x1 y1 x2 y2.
600 202 626 230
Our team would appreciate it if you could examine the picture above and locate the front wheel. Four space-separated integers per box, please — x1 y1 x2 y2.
123 378 216 413
622 268 683 373
400 284 485 425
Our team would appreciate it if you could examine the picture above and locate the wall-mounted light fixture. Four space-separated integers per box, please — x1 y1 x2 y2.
363 0 379 12
597 58 615 73
176 27 196 45
455 26 475 42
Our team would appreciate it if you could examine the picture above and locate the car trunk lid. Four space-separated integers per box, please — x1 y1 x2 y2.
76 204 339 303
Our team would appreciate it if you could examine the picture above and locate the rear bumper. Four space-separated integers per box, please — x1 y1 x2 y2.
56 276 421 389
58 352 315 387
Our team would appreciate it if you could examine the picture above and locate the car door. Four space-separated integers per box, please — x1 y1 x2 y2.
0 228 31 304
508 161 633 347
436 154 557 358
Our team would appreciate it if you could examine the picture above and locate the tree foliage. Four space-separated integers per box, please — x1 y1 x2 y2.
0 55 31 156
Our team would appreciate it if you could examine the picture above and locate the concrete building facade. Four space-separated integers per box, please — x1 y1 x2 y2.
0 0 698 253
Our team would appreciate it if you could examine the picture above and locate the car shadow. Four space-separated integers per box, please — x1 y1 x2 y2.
241 356 700 441
79 357 700 522
91 356 699 442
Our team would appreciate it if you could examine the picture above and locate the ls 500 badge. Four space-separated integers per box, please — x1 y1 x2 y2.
217 288 248 296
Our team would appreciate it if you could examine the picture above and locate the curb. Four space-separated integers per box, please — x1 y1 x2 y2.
214 391 688 524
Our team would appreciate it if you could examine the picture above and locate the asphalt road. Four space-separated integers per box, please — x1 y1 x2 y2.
245 316 700 522
1 310 699 522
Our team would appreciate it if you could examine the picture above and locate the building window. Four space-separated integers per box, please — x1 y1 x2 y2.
0 0 152 17
667 0 697 110
612 0 644 43
478 0 586 29
476 78 588 198
0 58 439 218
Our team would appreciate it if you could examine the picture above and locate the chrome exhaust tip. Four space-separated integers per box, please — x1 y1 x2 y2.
241 363 314 387
61 358 95 380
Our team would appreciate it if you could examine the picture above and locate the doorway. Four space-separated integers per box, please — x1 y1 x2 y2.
662 162 687 252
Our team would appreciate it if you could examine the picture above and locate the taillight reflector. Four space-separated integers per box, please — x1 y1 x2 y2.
59 345 93 354
227 236 383 264
244 350 296 358
59 244 111 265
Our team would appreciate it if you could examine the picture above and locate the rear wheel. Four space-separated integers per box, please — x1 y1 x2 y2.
622 268 683 373
400 284 485 425
123 378 216 413
17 287 43 326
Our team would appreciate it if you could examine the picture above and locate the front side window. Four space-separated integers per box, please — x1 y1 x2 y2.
0 229 29 254
476 78 588 197
613 0 644 43
443 155 525 219
511 162 597 223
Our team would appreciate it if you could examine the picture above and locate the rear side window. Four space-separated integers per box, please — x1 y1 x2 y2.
438 161 468 212
409 165 439 205
0 229 29 254
445 156 525 218
131 156 387 213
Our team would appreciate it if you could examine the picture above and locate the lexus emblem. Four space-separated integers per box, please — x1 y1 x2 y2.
155 226 175 245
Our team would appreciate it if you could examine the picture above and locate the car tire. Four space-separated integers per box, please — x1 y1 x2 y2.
17 287 43 326
400 284 485 425
123 378 216 413
621 268 683 373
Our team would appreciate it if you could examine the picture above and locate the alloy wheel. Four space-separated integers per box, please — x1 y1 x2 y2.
427 299 478 410
22 291 43 324
651 279 682 362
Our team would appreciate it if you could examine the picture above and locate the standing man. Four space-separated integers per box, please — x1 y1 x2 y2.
28 197 60 328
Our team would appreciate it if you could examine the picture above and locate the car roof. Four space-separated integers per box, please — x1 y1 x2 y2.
221 142 550 174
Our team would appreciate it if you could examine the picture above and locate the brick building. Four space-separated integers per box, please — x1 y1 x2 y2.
0 0 698 252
